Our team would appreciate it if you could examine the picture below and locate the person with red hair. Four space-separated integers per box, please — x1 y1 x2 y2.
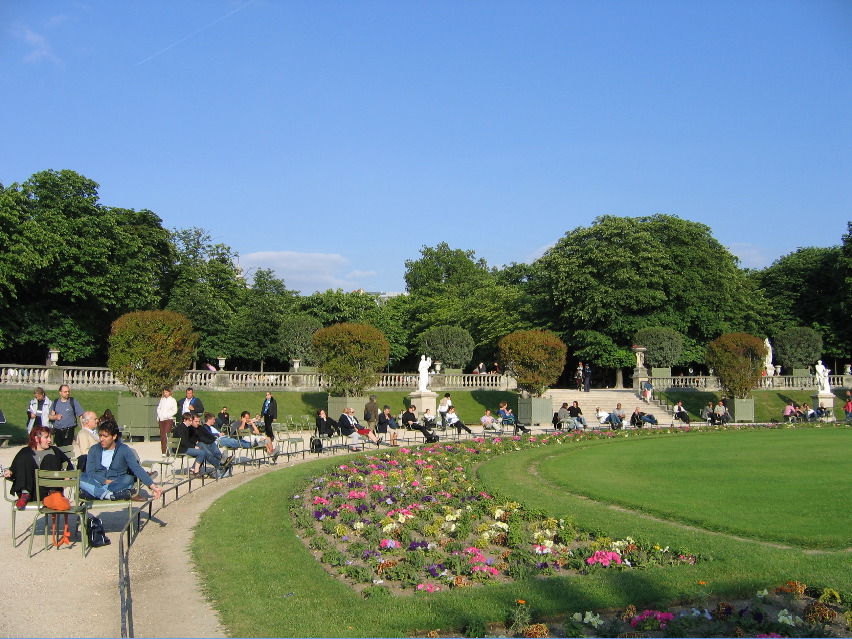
2 426 73 509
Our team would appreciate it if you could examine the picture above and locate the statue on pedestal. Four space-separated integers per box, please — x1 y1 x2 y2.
814 360 831 393
417 355 432 392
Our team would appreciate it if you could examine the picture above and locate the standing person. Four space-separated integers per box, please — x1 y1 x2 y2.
574 362 584 392
3 426 74 509
438 393 452 429
364 395 379 432
180 387 204 418
156 387 178 455
48 384 83 448
583 363 592 393
845 397 852 423
261 392 277 439
26 387 52 434
490 361 502 375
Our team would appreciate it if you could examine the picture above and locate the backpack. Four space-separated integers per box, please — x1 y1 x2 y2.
87 515 110 548
310 436 323 453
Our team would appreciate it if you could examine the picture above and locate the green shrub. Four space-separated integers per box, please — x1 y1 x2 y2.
774 327 823 369
418 325 475 369
361 584 391 599
499 330 567 397
107 310 197 397
277 315 322 365
634 326 684 367
706 332 767 399
313 322 390 396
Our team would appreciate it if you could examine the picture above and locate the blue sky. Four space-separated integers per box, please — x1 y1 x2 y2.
2 0 850 294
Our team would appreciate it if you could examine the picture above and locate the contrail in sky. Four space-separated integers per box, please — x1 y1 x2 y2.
136 0 257 65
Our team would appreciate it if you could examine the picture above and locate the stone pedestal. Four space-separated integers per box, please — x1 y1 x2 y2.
633 367 648 391
407 390 438 417
811 391 836 420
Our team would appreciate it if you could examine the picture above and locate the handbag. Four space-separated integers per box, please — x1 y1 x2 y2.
43 490 71 511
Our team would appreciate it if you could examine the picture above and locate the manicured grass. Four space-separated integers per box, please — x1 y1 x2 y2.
660 388 845 422
192 426 852 637
535 429 852 549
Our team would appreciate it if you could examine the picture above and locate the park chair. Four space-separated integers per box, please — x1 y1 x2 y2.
28 469 88 557
5 476 41 547
237 428 268 465
81 475 150 536
166 436 191 477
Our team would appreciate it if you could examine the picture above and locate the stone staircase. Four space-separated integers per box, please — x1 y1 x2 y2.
544 388 673 426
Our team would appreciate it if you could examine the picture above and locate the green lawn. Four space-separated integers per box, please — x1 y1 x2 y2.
534 429 851 549
192 426 852 637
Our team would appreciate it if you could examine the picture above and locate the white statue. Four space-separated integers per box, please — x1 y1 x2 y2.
417 355 432 392
814 360 831 393
763 338 774 376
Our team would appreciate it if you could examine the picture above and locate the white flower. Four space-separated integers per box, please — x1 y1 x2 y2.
571 613 582 623
583 612 603 628
756 589 768 598
778 609 795 626
353 522 364 530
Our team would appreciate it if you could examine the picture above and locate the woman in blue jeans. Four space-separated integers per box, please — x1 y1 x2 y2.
80 420 162 501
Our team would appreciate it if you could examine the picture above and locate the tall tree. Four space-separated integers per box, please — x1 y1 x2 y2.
534 215 767 357
0 169 172 362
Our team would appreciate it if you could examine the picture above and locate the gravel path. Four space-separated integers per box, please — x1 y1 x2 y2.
0 440 299 638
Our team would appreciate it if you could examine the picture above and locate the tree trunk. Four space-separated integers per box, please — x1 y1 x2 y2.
614 368 624 389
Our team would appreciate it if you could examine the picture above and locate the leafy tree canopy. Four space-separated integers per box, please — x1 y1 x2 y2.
404 242 490 296
634 326 684 368
277 314 323 365
773 327 823 369
418 325 475 369
534 214 767 351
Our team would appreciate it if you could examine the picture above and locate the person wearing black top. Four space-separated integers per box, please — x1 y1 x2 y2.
315 409 339 437
401 405 438 441
261 392 277 438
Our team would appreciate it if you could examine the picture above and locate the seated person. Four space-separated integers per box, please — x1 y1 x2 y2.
672 401 690 424
74 411 101 470
215 407 230 429
315 409 339 437
630 406 658 427
713 401 730 424
338 407 379 451
421 408 438 429
80 420 162 501
556 402 574 429
481 408 499 431
814 403 829 419
377 405 400 447
445 406 472 434
607 403 626 429
595 407 610 425
567 401 588 428
401 404 437 442
800 403 815 422
189 413 228 478
700 401 716 424
498 401 530 433
3 426 74 509
782 401 796 422
219 411 278 456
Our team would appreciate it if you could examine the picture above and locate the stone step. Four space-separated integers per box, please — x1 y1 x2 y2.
544 388 673 425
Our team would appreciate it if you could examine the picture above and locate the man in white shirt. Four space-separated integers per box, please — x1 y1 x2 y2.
156 388 178 455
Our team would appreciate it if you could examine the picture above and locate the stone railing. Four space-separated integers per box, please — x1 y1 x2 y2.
648 374 849 392
0 365 514 392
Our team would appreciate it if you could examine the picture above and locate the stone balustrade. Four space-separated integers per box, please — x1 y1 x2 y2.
0 365 515 392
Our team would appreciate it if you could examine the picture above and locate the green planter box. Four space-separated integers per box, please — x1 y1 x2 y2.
327 396 367 422
729 398 755 423
517 397 553 427
651 367 672 378
116 395 160 441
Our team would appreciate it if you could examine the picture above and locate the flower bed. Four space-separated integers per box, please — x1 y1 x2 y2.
287 432 706 596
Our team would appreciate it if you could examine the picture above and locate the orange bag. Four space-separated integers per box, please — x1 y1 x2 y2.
43 491 71 511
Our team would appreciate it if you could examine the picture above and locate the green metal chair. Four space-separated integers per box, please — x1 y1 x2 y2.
28 469 88 557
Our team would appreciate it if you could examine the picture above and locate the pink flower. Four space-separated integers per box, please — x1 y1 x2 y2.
586 550 622 567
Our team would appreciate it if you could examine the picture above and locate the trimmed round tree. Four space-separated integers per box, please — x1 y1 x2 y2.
278 314 322 366
705 332 767 399
418 325 475 370
634 326 683 368
773 327 823 369
108 310 198 397
313 322 390 397
499 329 567 397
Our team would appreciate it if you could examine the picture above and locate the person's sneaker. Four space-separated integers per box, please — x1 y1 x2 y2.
80 490 98 501
111 489 133 501
15 493 31 509
271 448 281 463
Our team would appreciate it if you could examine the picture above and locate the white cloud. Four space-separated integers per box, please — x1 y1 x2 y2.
14 25 62 66
240 250 377 293
727 243 773 269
